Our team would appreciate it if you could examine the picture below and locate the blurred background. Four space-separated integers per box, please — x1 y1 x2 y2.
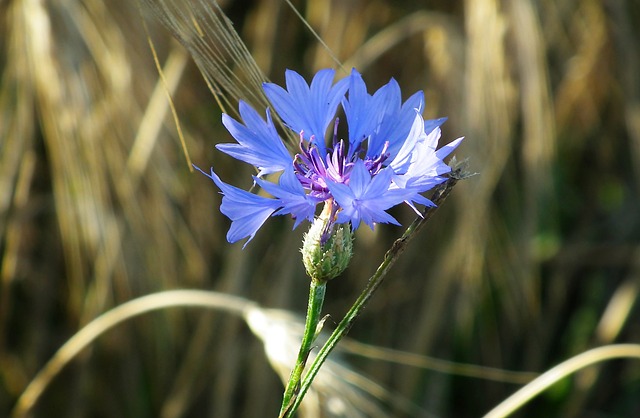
1 0 639 416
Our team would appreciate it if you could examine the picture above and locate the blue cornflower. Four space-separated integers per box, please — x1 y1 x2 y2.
196 68 463 247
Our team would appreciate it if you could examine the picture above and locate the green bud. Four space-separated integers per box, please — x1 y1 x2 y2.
301 214 353 282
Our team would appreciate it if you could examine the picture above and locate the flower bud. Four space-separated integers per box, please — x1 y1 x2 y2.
301 213 353 282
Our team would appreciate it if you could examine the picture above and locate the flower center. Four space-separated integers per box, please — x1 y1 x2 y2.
292 118 390 200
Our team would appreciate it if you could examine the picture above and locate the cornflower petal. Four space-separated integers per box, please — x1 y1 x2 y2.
424 117 448 136
342 69 384 152
217 102 291 177
263 69 350 155
435 136 465 160
392 131 448 191
389 111 425 174
390 112 464 193
368 78 425 159
254 169 320 228
328 162 415 230
194 165 280 247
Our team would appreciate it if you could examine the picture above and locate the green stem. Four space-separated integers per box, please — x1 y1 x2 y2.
283 170 463 418
279 278 327 417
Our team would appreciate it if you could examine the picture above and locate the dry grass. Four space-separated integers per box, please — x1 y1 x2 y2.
1 0 639 417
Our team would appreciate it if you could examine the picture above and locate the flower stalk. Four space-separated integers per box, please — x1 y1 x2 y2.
280 201 353 416
278 277 326 417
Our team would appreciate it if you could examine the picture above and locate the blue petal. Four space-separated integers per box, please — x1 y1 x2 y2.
263 69 350 155
389 111 425 174
424 117 447 136
254 169 320 228
363 166 396 199
435 136 465 160
217 101 292 176
342 69 383 153
391 124 463 194
328 163 413 230
325 182 363 228
368 79 425 159
346 158 370 196
365 80 401 157
194 165 280 247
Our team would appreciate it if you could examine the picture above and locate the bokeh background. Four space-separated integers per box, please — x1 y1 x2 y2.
1 0 639 417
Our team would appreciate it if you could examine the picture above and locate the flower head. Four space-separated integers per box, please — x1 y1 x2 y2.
197 68 463 247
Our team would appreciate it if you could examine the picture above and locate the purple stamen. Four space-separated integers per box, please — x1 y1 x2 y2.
293 119 395 202
365 141 390 175
332 117 340 146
